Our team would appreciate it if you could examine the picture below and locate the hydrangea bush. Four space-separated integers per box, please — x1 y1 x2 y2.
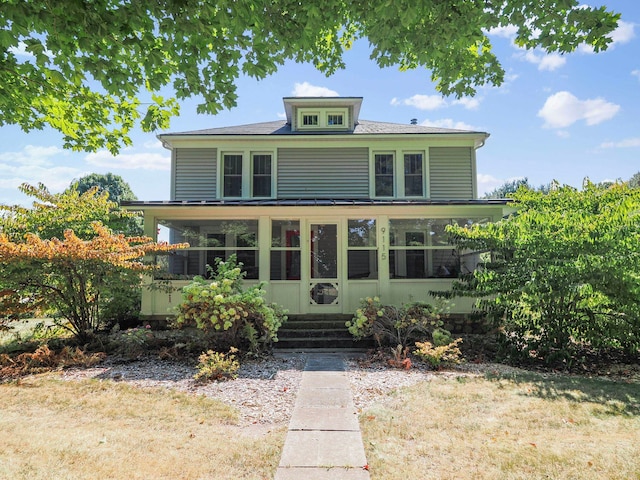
174 256 287 355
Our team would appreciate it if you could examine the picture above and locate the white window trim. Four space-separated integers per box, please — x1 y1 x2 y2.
219 150 276 199
371 151 396 198
250 151 276 199
219 151 244 198
297 107 349 130
370 150 428 199
402 151 427 198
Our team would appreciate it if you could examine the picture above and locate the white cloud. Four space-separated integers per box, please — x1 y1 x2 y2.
277 111 287 119
392 94 446 110
486 25 518 39
538 91 620 128
632 70 640 81
520 50 566 71
0 145 80 194
0 144 65 166
453 97 481 110
599 137 640 149
579 20 636 53
610 20 636 45
392 94 480 110
556 130 571 138
476 174 505 197
420 118 480 131
291 82 339 97
85 150 170 170
142 139 165 150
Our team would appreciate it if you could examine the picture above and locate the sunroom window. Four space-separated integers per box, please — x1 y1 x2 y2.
347 219 377 279
388 218 487 279
158 219 259 279
270 220 301 280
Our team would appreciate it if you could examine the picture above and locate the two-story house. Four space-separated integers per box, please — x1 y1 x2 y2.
127 96 510 320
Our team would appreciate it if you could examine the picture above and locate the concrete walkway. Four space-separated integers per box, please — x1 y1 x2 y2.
274 354 371 480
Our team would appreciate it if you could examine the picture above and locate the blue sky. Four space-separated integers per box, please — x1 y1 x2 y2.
1 0 638 206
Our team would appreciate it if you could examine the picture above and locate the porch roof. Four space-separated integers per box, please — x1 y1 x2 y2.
123 198 511 208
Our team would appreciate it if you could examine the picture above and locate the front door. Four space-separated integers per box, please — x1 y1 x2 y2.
309 222 340 311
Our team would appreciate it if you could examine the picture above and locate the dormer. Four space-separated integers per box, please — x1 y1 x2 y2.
283 97 363 132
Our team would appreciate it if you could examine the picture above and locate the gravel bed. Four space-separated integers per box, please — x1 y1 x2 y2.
61 354 522 426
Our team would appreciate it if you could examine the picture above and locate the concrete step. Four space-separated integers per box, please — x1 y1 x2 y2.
275 314 372 351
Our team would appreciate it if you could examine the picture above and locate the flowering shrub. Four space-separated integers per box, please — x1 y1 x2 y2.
414 338 463 368
174 256 287 355
194 347 240 382
346 297 446 349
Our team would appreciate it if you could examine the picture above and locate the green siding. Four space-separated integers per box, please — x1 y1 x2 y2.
173 148 217 200
277 147 369 198
429 147 474 199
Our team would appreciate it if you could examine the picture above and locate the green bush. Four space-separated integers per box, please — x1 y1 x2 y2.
346 297 448 349
174 256 287 355
194 347 240 382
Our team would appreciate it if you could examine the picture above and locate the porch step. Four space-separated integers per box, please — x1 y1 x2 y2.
275 315 373 352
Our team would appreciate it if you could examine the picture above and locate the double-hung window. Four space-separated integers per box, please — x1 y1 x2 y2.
223 154 243 197
404 153 424 196
252 154 272 197
374 153 394 197
222 152 274 198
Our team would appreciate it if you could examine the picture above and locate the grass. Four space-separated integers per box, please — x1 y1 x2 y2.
360 369 640 480
0 376 284 480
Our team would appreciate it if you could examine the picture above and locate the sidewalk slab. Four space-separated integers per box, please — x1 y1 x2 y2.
275 467 371 480
278 430 368 467
295 386 354 408
289 406 360 431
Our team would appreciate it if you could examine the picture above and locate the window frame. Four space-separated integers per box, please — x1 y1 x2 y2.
222 153 243 198
251 152 273 198
403 152 425 197
373 152 395 197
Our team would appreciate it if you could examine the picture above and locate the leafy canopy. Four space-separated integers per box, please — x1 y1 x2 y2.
1 1 619 153
446 181 640 362
70 172 138 204
1 182 138 240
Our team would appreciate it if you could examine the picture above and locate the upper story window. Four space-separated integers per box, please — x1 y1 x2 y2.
222 152 274 198
374 153 394 197
327 114 344 126
404 153 424 196
252 154 272 197
297 107 349 130
223 154 242 197
302 114 319 126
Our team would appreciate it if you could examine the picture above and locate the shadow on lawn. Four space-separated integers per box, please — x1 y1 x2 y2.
485 370 640 417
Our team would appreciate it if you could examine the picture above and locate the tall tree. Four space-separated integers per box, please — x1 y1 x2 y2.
71 172 138 204
628 172 640 189
0 1 619 153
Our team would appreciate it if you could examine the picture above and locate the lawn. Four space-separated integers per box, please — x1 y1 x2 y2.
0 376 284 480
360 368 640 479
